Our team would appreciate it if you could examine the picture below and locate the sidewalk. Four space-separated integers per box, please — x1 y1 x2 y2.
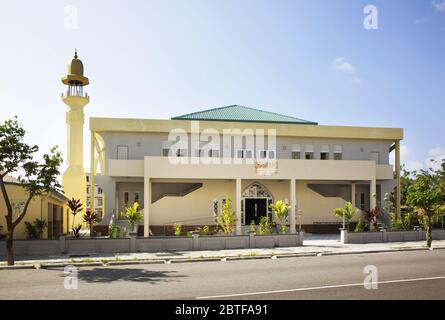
2 238 444 269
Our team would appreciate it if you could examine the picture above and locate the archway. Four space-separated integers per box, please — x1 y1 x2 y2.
241 182 274 225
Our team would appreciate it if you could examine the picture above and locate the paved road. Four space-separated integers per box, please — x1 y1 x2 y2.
0 250 444 299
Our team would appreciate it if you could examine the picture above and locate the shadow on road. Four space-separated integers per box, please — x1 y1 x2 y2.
61 267 186 284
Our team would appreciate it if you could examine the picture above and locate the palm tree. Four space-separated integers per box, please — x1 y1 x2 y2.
67 198 83 229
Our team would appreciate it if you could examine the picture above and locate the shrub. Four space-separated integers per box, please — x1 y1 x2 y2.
333 202 357 230
354 217 366 233
72 224 82 238
201 225 210 235
124 202 142 232
174 223 182 236
269 200 289 228
258 216 272 235
108 223 121 239
215 197 236 235
25 221 38 239
83 210 98 237
34 219 48 239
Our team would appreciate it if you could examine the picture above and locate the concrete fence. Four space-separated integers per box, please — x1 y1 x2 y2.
0 232 303 257
341 229 445 244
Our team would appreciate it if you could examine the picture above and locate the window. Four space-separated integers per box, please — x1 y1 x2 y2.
213 199 219 216
305 145 314 160
86 186 90 195
86 176 90 183
360 193 365 210
97 187 103 194
117 145 129 160
320 145 329 160
124 192 129 206
291 144 301 159
162 149 169 157
134 192 139 204
258 150 267 159
292 152 300 159
370 152 379 163
268 150 276 159
334 145 343 160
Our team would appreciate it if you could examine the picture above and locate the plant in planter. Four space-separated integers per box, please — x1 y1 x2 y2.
258 216 272 235
83 210 98 237
269 200 290 234
67 198 83 230
72 224 82 239
108 223 121 239
124 202 142 235
34 219 48 239
333 202 357 231
215 197 236 235
365 207 380 231
354 217 366 233
174 223 182 236
24 221 38 239
249 220 257 233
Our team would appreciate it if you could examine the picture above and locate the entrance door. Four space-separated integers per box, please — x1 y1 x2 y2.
245 198 268 225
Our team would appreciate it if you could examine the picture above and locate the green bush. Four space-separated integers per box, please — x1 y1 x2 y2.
354 217 366 233
174 223 182 236
215 197 236 235
108 223 121 239
25 221 38 239
258 216 272 235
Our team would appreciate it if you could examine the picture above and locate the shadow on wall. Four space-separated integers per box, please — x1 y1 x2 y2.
58 267 186 284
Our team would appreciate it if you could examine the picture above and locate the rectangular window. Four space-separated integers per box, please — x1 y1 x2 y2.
291 152 301 159
124 191 129 206
236 149 253 158
134 192 139 204
258 150 267 159
117 145 129 160
268 150 276 159
320 145 329 160
333 145 343 160
162 149 169 157
360 193 365 210
305 145 314 159
97 187 103 194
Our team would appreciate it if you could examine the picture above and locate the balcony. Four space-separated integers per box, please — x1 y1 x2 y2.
108 157 394 181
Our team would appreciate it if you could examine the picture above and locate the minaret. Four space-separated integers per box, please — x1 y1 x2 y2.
61 49 89 227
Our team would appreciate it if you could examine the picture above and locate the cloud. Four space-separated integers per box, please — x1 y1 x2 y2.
332 57 355 74
332 57 361 84
391 145 445 172
432 1 445 12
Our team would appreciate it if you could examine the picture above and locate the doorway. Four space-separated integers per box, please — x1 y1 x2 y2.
245 198 268 225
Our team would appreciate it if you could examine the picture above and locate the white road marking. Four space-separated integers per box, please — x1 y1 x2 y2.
196 276 445 299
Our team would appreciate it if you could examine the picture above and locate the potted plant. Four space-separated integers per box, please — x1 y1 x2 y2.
333 201 357 231
124 202 142 235
269 200 290 234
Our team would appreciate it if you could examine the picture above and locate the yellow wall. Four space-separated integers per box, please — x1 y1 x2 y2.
0 184 70 239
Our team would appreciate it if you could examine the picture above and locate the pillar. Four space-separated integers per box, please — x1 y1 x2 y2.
395 140 401 219
143 177 151 237
370 179 377 209
236 178 242 235
351 182 356 208
290 179 296 233
90 132 95 216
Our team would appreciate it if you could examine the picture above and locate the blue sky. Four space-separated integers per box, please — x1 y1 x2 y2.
0 0 444 171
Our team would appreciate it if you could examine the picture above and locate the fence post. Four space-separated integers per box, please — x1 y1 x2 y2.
130 235 137 253
298 230 304 246
248 231 256 248
191 231 200 250
59 235 66 254
340 228 348 244
381 229 387 242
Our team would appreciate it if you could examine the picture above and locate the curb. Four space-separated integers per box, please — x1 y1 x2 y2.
1 245 444 269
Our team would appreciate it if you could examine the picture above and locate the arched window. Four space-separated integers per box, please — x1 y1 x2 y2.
242 182 273 199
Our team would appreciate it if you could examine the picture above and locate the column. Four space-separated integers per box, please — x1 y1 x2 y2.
395 140 401 219
143 177 151 237
351 182 356 208
236 178 242 235
370 179 377 209
90 132 95 215
290 179 296 233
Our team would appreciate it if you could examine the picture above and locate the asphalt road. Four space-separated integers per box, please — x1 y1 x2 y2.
0 250 444 300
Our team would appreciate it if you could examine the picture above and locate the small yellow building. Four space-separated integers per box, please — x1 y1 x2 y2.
0 176 70 240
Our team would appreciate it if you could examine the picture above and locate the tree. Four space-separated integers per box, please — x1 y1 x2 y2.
0 117 62 265
83 210 98 237
67 198 83 230
406 161 445 248
333 202 357 231
215 197 236 235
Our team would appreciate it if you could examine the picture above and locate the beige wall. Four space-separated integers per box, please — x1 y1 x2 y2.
147 179 361 226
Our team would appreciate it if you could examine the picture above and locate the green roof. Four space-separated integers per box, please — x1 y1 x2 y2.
172 105 317 125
